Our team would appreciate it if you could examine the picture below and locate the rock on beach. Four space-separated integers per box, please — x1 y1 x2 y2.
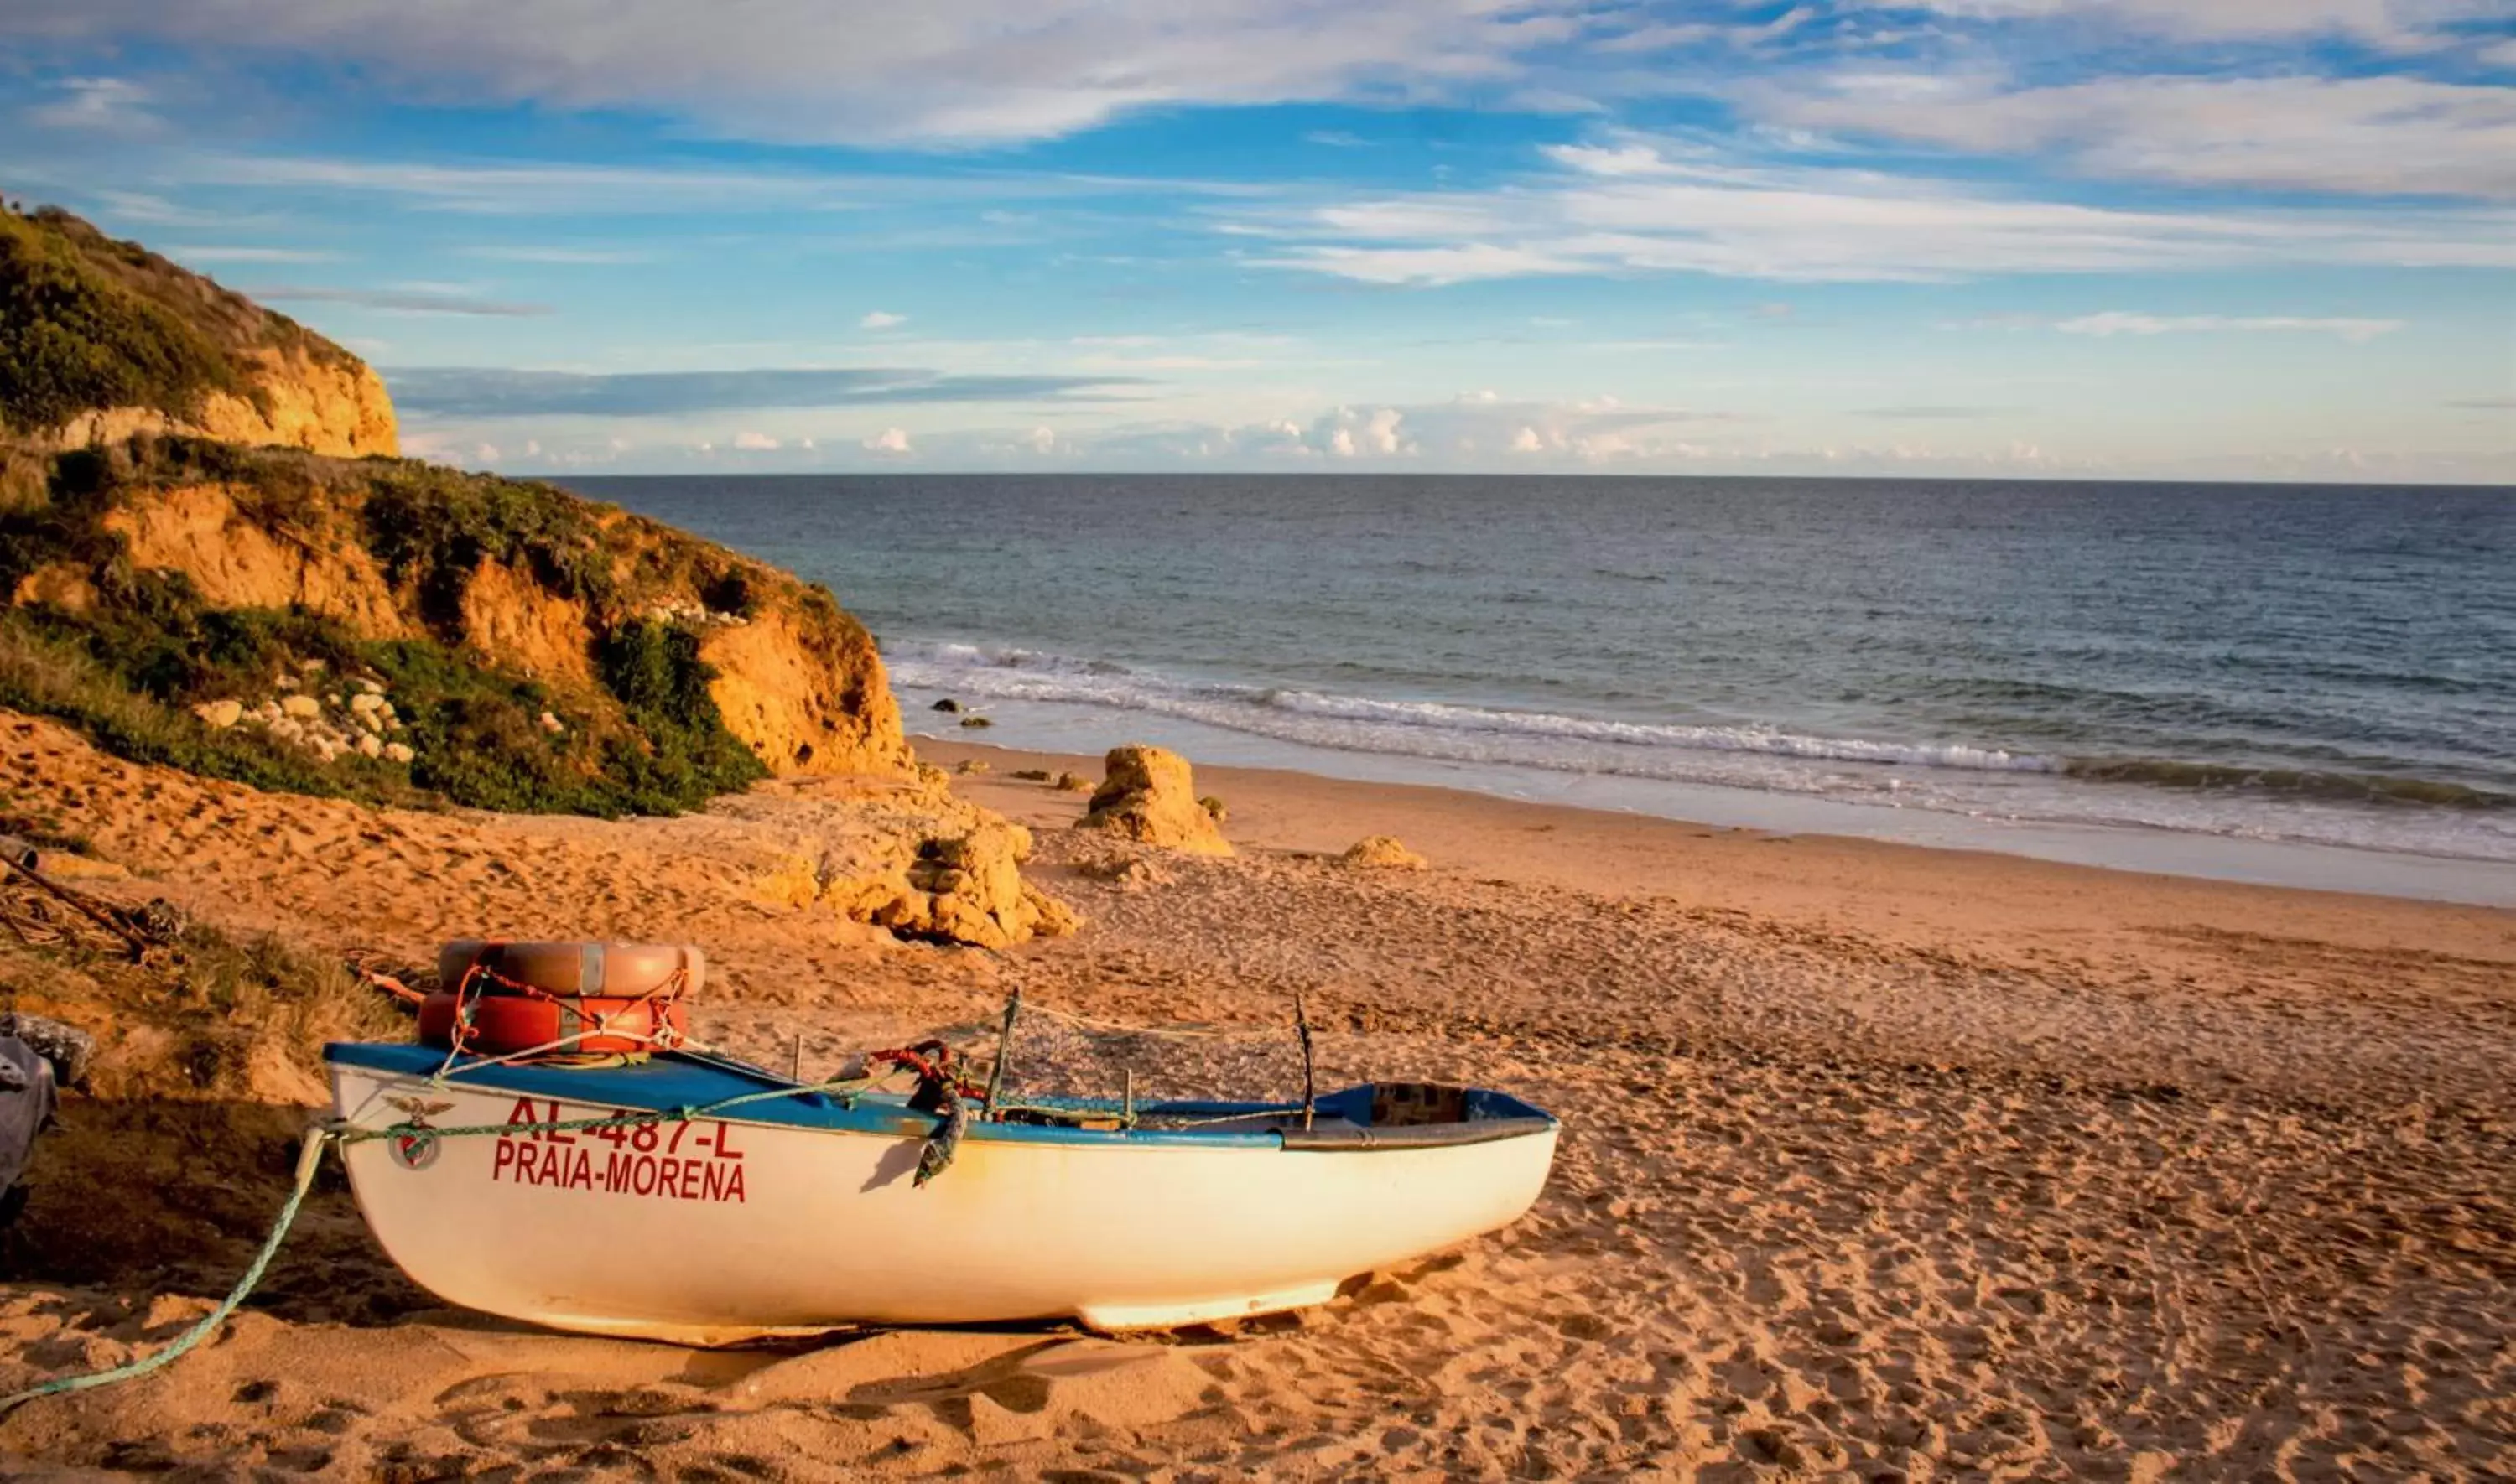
1076 745 1233 856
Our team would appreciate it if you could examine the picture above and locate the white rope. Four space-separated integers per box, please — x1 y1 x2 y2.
1019 999 1303 1042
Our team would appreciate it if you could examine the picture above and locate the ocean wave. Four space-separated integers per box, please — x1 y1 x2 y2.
888 636 2510 824
886 639 1133 679
1252 688 2056 772
887 638 2059 776
2065 758 2512 809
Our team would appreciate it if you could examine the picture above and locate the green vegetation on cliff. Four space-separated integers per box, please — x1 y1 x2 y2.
0 435 769 817
0 205 353 436
0 207 897 814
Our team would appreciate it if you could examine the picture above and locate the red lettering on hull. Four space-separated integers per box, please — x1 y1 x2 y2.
481 1113 750 1205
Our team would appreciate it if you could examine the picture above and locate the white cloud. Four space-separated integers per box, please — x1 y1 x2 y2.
24 76 159 134
733 429 781 449
167 246 335 263
87 189 229 226
1837 0 2488 46
181 153 866 215
2055 312 2407 341
860 310 908 329
11 0 1588 146
1757 75 2516 200
1249 133 2516 285
1027 425 1058 454
460 245 651 263
1079 395 1730 467
863 427 913 454
249 284 550 315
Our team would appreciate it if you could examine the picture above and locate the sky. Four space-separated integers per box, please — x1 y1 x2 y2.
4 0 2513 482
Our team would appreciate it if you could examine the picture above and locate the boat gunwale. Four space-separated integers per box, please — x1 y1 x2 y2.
325 1041 1560 1151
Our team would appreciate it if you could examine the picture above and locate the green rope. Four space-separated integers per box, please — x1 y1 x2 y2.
0 1127 331 1416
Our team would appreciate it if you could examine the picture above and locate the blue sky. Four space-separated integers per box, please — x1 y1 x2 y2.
6 1 2513 481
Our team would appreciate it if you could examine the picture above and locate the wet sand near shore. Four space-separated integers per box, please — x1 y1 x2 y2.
2 715 2511 1480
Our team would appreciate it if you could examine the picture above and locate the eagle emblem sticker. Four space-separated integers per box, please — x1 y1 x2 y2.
386 1096 455 1171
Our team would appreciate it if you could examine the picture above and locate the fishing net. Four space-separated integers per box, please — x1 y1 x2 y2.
975 994 1324 1129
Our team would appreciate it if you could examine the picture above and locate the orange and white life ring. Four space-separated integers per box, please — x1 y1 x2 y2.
422 941 702 1057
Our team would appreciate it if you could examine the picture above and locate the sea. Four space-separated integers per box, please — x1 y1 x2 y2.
564 475 2516 905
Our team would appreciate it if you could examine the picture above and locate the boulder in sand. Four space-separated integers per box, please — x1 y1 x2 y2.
1077 851 1172 891
1076 745 1232 857
1342 834 1427 870
846 822 1083 949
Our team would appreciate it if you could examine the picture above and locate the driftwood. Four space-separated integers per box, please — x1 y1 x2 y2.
0 843 185 964
0 848 152 957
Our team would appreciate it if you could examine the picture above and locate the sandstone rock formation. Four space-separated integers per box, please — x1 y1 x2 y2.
7 205 909 786
696 600 904 776
1075 849 1172 892
778 809 1080 950
1342 834 1428 870
1076 745 1233 857
45 349 397 459
8 443 910 784
91 481 413 637
893 822 1080 947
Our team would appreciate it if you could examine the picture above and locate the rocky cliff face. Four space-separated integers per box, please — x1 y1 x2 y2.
2 205 397 458
1 200 911 786
10 441 911 781
46 348 398 459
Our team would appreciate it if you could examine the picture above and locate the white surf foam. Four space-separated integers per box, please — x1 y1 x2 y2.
885 638 2058 778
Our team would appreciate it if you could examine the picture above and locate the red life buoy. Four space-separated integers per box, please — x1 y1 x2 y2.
437 941 704 999
418 989 689 1056
422 941 700 1058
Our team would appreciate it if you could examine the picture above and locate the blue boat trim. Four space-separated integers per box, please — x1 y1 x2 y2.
324 1042 1558 1151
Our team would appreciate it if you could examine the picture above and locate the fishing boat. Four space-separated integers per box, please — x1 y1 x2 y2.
325 1040 1559 1343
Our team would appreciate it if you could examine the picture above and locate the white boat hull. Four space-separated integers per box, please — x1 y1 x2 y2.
329 1051 1557 1343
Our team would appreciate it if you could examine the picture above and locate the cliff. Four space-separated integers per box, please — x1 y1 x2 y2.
3 436 911 811
0 202 919 812
0 205 395 456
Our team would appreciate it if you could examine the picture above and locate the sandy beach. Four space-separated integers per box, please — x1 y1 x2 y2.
2 715 2512 1480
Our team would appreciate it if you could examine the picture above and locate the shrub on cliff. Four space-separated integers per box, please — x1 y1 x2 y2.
0 441 773 818
0 611 398 802
0 210 243 433
595 620 770 807
0 205 351 437
361 460 615 627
